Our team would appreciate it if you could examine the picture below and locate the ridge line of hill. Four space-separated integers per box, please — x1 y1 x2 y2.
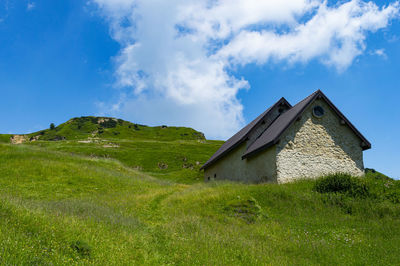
1 116 207 144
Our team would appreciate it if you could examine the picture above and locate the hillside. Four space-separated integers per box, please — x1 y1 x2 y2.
0 117 400 264
0 143 399 264
1 117 222 183
12 116 206 142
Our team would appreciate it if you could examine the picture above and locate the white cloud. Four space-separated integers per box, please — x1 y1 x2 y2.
27 2 35 11
372 48 387 59
91 0 399 139
218 1 399 70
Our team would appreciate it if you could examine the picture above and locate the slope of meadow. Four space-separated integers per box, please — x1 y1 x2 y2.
0 118 400 264
0 134 11 143
3 117 223 183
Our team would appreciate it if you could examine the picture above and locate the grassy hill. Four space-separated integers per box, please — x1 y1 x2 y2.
2 117 222 183
0 117 400 264
26 116 206 142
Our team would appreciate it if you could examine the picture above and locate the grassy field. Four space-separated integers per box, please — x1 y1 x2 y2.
1 117 400 264
0 134 11 143
25 138 222 184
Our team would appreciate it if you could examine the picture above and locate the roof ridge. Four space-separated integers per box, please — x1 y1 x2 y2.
245 99 292 152
200 97 291 170
243 90 321 158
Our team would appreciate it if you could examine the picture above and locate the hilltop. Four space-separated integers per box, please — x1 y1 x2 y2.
7 116 206 143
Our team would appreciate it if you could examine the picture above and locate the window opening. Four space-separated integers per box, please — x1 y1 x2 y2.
313 106 325 118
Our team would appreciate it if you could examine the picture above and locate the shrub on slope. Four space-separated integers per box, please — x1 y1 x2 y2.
313 172 400 217
314 172 400 204
314 173 369 198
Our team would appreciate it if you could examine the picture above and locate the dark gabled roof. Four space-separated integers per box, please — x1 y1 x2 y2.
241 90 318 158
201 89 371 170
242 90 371 159
200 97 291 170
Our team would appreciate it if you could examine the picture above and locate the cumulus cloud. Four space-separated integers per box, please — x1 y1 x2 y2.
91 0 399 139
218 1 399 70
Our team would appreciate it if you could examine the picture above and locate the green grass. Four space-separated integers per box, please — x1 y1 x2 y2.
2 116 222 183
0 134 11 143
25 138 222 183
0 117 399 264
0 142 400 264
25 116 206 142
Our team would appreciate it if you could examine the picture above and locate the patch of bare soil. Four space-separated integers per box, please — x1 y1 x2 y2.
158 162 168 170
103 143 119 148
78 138 102 144
97 118 117 124
11 135 27 144
78 140 92 143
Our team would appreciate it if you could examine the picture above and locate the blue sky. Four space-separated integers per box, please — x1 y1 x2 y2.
0 0 399 178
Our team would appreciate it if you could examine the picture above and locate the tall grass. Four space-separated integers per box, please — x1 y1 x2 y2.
0 134 11 143
0 143 399 264
26 138 223 184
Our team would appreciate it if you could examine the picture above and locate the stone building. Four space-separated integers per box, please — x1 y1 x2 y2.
201 90 371 183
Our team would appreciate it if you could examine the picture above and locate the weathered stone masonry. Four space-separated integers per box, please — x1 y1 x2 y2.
276 99 364 183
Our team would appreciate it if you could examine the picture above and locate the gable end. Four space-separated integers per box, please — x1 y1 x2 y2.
242 90 371 159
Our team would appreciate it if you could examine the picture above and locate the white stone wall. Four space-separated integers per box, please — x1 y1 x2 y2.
204 142 277 183
276 99 364 183
204 103 287 183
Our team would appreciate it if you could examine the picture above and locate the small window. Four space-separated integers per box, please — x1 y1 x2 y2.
313 106 325 118
278 108 284 113
207 176 210 181
214 174 217 179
